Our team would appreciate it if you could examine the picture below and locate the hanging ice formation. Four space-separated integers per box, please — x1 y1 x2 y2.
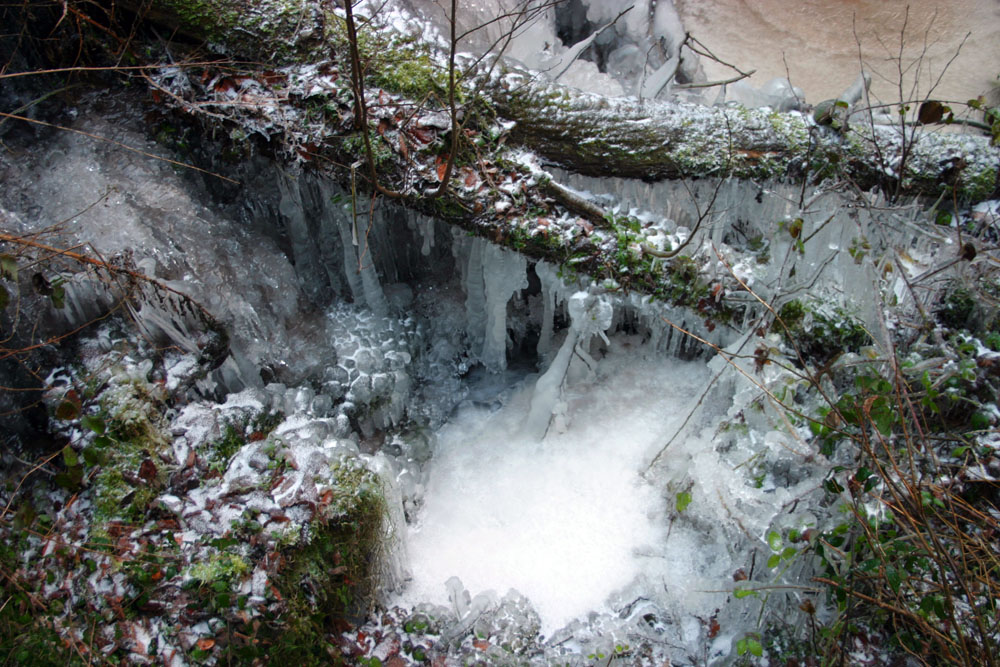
453 236 528 372
524 290 613 440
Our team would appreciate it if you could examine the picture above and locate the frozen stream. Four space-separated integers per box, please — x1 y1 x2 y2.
401 338 711 634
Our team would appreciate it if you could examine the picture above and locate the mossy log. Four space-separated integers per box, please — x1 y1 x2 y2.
125 0 999 203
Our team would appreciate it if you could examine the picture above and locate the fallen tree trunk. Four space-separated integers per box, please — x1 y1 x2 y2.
125 0 998 203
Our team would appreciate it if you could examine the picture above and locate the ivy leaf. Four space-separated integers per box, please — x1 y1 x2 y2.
61 445 79 468
55 400 80 421
886 566 902 593
917 100 945 124
767 530 782 552
50 284 65 309
676 491 692 513
788 218 803 239
0 254 17 282
81 447 107 466
81 415 106 435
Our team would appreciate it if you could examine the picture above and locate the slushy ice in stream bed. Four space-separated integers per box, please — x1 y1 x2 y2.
397 334 712 636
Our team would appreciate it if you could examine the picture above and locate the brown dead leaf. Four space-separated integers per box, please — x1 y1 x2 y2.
707 616 721 639
462 167 478 188
138 459 157 482
409 127 434 144
436 159 450 182
399 134 409 160
377 118 391 136
196 638 215 651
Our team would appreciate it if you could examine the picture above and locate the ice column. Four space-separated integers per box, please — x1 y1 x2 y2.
535 261 562 360
480 242 528 372
333 208 388 318
524 291 613 440
278 174 323 302
463 238 487 355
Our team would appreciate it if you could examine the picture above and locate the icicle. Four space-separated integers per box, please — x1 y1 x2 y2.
359 253 389 319
464 238 487 354
278 173 323 302
480 242 527 372
419 217 435 256
535 261 560 360
524 291 612 440
335 211 366 306
315 181 348 299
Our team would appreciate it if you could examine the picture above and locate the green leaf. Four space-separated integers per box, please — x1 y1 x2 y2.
886 566 902 593
733 588 758 599
54 400 79 421
81 446 107 466
872 407 895 435
788 218 803 239
781 546 797 560
50 284 65 309
210 537 239 549
54 466 83 491
81 415 106 435
0 254 17 282
676 491 692 513
767 554 781 569
93 435 113 448
61 445 79 468
748 638 763 657
970 412 991 431
767 530 782 552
